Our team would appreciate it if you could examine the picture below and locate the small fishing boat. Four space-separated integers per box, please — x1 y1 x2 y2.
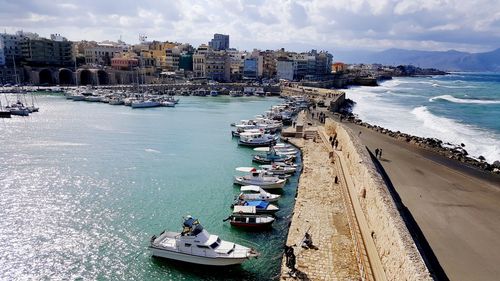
131 100 161 108
234 168 286 189
150 216 259 266
225 206 275 229
238 131 277 147
210 90 219 96
237 185 281 202
232 200 279 214
259 163 297 175
252 146 296 164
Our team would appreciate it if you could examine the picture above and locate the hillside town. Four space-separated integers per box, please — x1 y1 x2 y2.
0 31 444 87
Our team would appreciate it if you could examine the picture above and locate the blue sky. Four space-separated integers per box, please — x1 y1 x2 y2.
1 0 499 53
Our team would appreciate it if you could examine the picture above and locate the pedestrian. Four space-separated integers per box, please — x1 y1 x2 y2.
329 136 333 142
379 149 383 159
358 131 362 137
292 121 296 128
375 148 379 158
331 140 335 148
284 245 297 276
334 175 338 184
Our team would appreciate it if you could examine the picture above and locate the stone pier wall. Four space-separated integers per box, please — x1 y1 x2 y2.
325 118 432 281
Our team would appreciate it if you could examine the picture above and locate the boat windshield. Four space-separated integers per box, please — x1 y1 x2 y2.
210 241 219 249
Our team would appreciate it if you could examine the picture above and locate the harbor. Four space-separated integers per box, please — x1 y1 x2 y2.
0 94 302 280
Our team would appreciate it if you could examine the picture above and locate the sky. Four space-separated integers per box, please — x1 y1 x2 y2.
1 0 499 55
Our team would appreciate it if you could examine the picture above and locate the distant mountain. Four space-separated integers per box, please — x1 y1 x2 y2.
337 48 500 72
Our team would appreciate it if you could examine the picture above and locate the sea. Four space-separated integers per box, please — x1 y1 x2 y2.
344 72 500 163
0 95 300 280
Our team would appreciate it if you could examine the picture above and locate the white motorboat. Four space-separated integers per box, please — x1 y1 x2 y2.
237 185 281 202
259 163 297 175
131 100 161 108
150 216 258 266
233 168 286 189
161 101 175 107
238 131 277 147
232 200 279 214
85 95 102 102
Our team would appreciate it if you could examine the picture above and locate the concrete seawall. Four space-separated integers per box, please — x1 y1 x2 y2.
325 118 433 280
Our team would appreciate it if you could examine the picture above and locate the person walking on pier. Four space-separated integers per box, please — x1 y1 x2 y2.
284 245 297 277
379 149 383 159
375 148 379 158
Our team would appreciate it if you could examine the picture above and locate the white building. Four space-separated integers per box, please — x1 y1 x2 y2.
277 60 295 81
0 31 35 66
84 43 126 66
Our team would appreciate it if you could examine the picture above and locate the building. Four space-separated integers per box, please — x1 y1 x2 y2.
261 50 277 78
227 49 245 81
111 57 138 70
21 34 73 67
332 62 346 73
178 52 193 71
193 44 209 79
243 58 258 79
84 44 124 66
208 33 229 51
205 51 230 82
0 31 35 66
277 59 295 81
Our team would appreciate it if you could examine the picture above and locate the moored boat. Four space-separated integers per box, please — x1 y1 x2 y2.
225 206 275 229
237 185 281 202
232 200 279 214
233 168 286 189
150 216 259 266
238 131 277 147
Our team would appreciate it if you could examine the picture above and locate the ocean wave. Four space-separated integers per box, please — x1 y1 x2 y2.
429 95 500 104
411 106 500 162
144 148 161 153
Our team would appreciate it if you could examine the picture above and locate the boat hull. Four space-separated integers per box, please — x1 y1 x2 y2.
230 221 273 229
233 177 285 189
149 247 248 266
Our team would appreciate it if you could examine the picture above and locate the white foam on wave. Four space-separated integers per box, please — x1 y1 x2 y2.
144 148 161 153
345 87 500 163
429 95 500 104
411 106 500 162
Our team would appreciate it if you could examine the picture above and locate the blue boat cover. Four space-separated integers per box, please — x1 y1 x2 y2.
245 201 269 209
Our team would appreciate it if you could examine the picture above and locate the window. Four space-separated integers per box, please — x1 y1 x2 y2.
196 245 210 249
210 242 219 249
184 243 191 247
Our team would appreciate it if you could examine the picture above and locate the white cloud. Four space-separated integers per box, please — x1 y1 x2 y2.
0 0 498 52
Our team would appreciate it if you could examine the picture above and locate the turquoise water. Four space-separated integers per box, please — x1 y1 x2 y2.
0 95 300 280
345 73 500 163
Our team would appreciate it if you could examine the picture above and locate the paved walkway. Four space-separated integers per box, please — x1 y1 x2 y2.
281 137 360 280
343 121 500 281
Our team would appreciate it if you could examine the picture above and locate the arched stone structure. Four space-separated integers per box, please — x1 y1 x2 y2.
97 70 109 85
59 68 74 85
80 69 93 85
39 69 53 85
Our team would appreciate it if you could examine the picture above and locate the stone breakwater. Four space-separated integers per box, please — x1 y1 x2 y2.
325 118 433 281
280 136 361 280
349 118 500 175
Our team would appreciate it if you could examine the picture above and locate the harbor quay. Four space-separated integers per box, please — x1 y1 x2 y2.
280 92 433 280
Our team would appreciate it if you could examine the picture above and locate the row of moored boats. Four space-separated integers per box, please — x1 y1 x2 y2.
149 97 312 266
